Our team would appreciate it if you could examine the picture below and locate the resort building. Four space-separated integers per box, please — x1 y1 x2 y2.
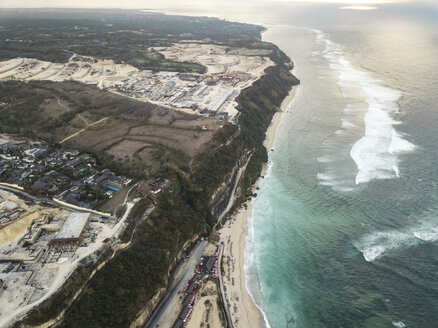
48 212 90 249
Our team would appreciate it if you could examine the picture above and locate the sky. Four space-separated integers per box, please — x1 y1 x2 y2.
0 0 422 9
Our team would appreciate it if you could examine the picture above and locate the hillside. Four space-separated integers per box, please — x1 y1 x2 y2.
1 9 300 328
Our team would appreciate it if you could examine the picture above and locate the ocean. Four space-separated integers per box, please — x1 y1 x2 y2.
243 3 438 328
139 1 438 327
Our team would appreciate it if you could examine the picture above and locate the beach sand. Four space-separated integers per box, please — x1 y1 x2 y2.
264 86 297 152
217 85 297 328
164 86 296 328
218 205 265 328
185 280 222 328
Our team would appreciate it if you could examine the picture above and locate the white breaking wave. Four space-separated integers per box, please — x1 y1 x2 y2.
244 161 274 328
412 229 438 242
356 223 438 262
311 29 416 187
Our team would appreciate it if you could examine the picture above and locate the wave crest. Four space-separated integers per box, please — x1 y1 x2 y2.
356 223 438 262
311 29 416 188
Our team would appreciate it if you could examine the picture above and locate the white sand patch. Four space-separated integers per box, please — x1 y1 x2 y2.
0 42 273 121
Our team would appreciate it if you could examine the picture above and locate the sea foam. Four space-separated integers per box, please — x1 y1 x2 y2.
311 29 416 188
356 223 438 262
244 162 274 328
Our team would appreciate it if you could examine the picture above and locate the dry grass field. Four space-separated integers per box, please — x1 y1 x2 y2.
0 80 225 173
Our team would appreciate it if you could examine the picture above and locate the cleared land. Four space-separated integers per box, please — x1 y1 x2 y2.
0 80 225 176
0 189 139 328
159 42 272 76
0 43 273 120
0 9 263 71
0 9 299 328
185 281 223 328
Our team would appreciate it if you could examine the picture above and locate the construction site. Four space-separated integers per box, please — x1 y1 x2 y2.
0 42 273 121
0 189 132 327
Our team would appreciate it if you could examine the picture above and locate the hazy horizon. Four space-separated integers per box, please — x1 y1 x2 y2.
0 0 430 9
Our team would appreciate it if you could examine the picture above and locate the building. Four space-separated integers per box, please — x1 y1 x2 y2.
200 256 216 274
24 213 59 246
206 89 235 114
178 306 193 323
48 212 90 249
150 178 169 188
183 293 196 307
185 281 197 294
24 147 46 159
150 186 161 194
92 169 130 191
178 74 199 81
171 319 183 328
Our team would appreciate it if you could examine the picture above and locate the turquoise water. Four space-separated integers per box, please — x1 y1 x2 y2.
105 184 120 191
244 5 438 328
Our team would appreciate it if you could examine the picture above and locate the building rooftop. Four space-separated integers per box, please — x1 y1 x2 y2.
183 293 195 306
178 306 191 321
54 212 90 240
186 281 197 294
171 319 183 328
201 256 216 274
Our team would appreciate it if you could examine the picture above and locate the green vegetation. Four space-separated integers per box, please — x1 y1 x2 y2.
130 52 205 73
0 9 263 73
0 80 213 180
7 10 299 328
25 51 297 328
13 247 114 328
0 80 149 145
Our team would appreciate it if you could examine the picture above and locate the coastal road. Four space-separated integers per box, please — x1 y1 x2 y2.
0 184 41 202
0 184 108 217
215 154 251 227
144 240 207 328
217 243 234 328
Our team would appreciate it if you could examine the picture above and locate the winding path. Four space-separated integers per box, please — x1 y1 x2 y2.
60 117 109 144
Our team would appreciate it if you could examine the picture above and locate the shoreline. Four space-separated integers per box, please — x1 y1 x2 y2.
217 85 296 328
264 86 297 153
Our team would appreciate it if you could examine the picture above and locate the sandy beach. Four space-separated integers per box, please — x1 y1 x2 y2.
154 86 296 328
217 85 297 328
217 206 265 327
264 86 297 152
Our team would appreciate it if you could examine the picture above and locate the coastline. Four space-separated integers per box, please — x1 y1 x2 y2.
264 86 297 152
217 86 296 328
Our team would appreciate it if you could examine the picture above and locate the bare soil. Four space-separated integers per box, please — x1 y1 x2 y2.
107 139 152 161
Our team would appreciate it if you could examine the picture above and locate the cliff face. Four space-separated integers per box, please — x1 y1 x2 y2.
238 61 300 193
194 47 300 202
15 45 299 328
129 233 201 328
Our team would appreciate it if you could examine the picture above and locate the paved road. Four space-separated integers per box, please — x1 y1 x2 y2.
0 184 41 201
144 240 207 328
0 184 107 217
217 243 234 328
